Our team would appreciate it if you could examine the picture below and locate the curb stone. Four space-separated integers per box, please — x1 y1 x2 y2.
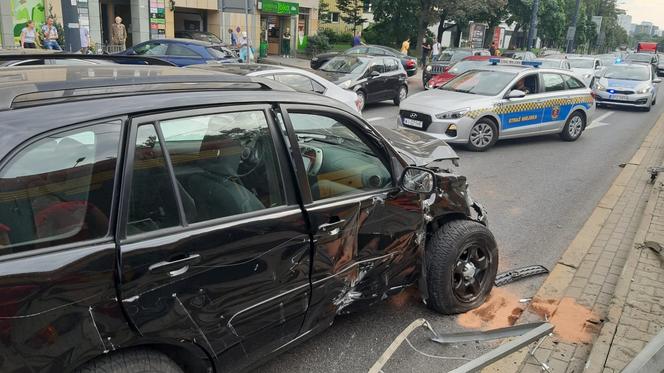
482 112 664 373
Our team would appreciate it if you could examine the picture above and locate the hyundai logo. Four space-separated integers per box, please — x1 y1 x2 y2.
410 113 418 118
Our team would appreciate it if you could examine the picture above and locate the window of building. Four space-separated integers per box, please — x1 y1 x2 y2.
331 12 340 23
0 122 121 251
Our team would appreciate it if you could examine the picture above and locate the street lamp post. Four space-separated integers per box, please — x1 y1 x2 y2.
526 0 540 51
567 0 582 53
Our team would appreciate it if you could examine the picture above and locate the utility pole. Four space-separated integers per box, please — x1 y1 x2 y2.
526 0 540 51
245 0 250 64
566 0 582 53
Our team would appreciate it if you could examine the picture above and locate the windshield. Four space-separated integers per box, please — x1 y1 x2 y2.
447 60 486 75
441 70 517 96
207 47 234 59
435 50 471 62
190 32 222 44
602 65 650 81
569 59 594 69
321 56 369 74
626 54 653 63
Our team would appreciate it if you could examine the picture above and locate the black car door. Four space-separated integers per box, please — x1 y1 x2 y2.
365 60 386 102
278 105 425 334
117 105 311 372
383 58 401 98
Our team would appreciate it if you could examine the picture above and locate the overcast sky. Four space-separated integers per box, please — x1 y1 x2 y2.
619 0 664 28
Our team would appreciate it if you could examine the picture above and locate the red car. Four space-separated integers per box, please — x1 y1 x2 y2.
426 55 503 89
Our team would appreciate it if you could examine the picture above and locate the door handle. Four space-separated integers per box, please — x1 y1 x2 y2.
318 219 346 236
149 253 201 277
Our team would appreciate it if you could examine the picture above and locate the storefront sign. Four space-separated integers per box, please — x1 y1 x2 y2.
149 0 166 39
10 0 45 46
261 0 299 15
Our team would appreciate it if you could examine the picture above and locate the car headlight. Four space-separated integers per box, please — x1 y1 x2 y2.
595 82 606 91
435 108 470 120
426 65 432 72
637 86 652 94
339 79 353 89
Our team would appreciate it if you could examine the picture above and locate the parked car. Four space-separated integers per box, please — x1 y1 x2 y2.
625 52 660 77
500 50 537 61
592 63 661 111
658 53 664 76
0 53 177 67
0 63 496 373
423 48 490 87
425 55 500 89
311 44 418 76
190 63 362 112
117 38 239 66
316 54 409 111
568 56 603 85
535 58 571 70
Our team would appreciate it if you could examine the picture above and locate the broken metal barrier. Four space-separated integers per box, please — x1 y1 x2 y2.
367 318 554 373
622 325 664 373
494 265 549 287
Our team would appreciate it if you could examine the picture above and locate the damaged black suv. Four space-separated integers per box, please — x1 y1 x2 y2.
0 64 498 373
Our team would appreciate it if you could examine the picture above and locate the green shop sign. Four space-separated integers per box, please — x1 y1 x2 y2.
261 0 299 15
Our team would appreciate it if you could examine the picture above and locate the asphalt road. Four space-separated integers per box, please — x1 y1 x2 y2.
259 74 664 373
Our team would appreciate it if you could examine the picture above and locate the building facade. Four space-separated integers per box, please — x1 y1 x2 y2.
318 0 372 34
1 0 319 55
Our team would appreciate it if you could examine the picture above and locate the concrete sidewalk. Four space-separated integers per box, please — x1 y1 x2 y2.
485 113 664 373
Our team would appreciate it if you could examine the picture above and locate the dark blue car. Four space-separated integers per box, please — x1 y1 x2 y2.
118 38 239 67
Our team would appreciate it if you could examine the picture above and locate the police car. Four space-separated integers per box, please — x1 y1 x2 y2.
399 59 596 151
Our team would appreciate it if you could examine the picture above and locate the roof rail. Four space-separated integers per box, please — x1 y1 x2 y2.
0 53 177 66
0 65 293 111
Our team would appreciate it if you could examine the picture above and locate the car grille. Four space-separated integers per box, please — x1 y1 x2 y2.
597 97 648 105
400 110 432 130
607 89 635 95
430 65 447 74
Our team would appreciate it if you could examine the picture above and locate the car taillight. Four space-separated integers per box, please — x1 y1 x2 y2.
406 60 415 68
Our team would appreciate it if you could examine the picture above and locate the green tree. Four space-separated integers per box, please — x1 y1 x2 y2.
337 0 367 34
319 0 331 23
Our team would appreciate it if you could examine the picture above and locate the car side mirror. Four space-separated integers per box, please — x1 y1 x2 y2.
400 167 435 194
507 90 526 99
370 70 381 78
595 65 602 70
654 78 662 84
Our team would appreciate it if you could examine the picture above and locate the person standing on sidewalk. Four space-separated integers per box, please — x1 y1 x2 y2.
239 31 254 62
431 39 441 57
352 31 363 47
282 28 291 58
80 27 90 54
111 17 127 51
41 17 61 50
20 21 37 48
228 28 238 48
421 37 431 67
489 42 498 56
400 37 410 54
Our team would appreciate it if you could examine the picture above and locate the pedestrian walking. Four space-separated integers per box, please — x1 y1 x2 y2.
41 17 61 50
352 32 362 47
79 27 90 54
489 42 498 56
282 27 291 58
432 39 441 57
400 37 410 54
239 31 254 62
111 17 127 51
228 28 238 47
20 20 37 48
421 37 431 67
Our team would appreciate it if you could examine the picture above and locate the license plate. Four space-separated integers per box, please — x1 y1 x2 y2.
610 94 628 101
403 117 424 128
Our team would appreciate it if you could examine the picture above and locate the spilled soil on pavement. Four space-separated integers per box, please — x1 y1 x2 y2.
530 297 601 344
457 287 524 329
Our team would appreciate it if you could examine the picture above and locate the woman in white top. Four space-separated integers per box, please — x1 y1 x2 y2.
20 20 37 48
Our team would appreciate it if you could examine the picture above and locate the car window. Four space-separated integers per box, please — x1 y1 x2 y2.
276 74 314 92
127 124 180 235
563 75 584 89
288 113 392 201
384 58 399 72
311 79 326 94
543 73 566 92
0 123 121 251
508 73 539 95
369 61 385 74
368 47 387 56
133 42 168 55
158 111 285 223
167 44 200 57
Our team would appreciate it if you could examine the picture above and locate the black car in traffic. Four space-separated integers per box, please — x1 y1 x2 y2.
311 44 418 76
0 64 497 373
316 54 409 111
422 48 490 87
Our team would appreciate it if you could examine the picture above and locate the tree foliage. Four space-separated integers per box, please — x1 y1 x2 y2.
319 0 331 23
336 0 367 34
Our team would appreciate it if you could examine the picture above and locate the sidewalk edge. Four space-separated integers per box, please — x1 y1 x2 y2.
482 112 664 373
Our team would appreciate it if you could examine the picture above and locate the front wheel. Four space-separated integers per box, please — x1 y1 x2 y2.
426 220 498 314
74 349 184 373
394 85 408 105
560 111 585 141
467 119 498 152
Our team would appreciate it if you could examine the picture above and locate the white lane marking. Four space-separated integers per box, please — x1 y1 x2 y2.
587 111 614 129
366 117 385 122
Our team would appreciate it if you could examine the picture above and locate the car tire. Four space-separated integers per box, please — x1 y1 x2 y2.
467 118 498 152
356 90 366 112
425 220 498 314
560 111 585 142
74 349 184 373
394 85 408 105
